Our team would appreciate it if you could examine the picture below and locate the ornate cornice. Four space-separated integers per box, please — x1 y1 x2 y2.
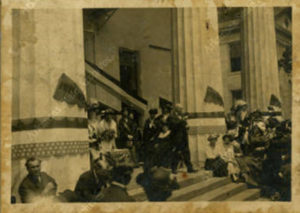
219 20 291 46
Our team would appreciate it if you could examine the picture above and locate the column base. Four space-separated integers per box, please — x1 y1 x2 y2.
187 117 226 170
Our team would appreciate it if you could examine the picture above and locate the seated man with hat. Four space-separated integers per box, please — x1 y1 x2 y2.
98 149 135 202
74 155 112 202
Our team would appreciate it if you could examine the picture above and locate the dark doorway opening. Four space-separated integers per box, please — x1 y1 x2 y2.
119 48 140 97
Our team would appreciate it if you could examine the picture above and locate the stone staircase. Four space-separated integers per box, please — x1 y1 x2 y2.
127 168 261 201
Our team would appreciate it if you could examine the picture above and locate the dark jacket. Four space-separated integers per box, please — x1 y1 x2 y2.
99 183 135 202
74 170 106 202
18 172 57 203
143 118 159 144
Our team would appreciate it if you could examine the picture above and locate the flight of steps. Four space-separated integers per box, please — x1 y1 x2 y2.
127 168 261 201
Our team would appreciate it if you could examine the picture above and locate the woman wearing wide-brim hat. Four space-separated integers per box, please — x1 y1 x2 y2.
204 134 228 177
97 109 118 153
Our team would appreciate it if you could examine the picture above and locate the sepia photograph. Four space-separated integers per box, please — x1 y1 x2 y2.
6 5 293 206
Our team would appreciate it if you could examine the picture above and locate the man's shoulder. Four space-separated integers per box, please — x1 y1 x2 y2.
101 185 134 202
78 170 93 179
40 172 56 181
19 175 32 188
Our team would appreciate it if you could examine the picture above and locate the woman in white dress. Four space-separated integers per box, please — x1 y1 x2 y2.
97 109 117 153
221 134 241 181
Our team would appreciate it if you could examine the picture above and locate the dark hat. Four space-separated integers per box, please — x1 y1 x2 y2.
234 100 247 112
222 134 234 141
207 134 219 141
150 167 170 185
149 108 158 115
161 103 172 110
149 167 179 191
108 149 135 169
250 110 263 121
103 108 114 115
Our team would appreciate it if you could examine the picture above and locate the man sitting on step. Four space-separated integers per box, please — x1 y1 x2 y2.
98 150 135 202
136 166 179 201
18 157 57 203
74 155 112 202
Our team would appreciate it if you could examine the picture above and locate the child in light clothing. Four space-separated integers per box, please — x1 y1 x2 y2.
221 134 241 182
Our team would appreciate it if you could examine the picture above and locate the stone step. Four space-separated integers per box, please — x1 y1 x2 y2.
225 188 261 201
168 177 232 201
189 182 248 201
128 170 213 201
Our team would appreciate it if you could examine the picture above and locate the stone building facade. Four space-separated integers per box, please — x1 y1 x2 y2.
10 7 291 201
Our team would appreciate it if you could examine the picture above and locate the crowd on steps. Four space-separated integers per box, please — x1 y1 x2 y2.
14 100 291 203
204 100 291 201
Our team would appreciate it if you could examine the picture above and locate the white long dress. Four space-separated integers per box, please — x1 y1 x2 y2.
221 144 240 176
97 119 117 153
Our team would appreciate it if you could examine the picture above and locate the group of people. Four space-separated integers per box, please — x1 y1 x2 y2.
17 103 195 203
142 103 197 174
17 153 179 203
88 106 143 167
204 100 291 201
16 100 291 203
88 102 196 175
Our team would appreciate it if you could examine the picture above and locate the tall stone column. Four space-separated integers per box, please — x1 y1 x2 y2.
241 8 281 111
171 8 226 169
11 9 89 201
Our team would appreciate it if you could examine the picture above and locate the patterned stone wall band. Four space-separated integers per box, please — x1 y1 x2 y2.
187 112 225 119
188 126 226 135
12 141 90 160
11 117 88 132
187 111 281 120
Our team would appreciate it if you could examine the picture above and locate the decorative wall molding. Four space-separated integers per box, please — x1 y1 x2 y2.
12 141 90 160
12 117 88 132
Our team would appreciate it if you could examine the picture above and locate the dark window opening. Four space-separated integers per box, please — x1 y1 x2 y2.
231 89 243 105
119 48 139 96
230 57 241 72
229 42 242 72
84 31 96 63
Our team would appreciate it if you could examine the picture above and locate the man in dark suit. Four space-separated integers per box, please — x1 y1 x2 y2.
18 157 57 203
143 109 159 145
154 104 174 169
170 104 196 174
118 108 131 149
74 155 112 202
142 108 159 171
